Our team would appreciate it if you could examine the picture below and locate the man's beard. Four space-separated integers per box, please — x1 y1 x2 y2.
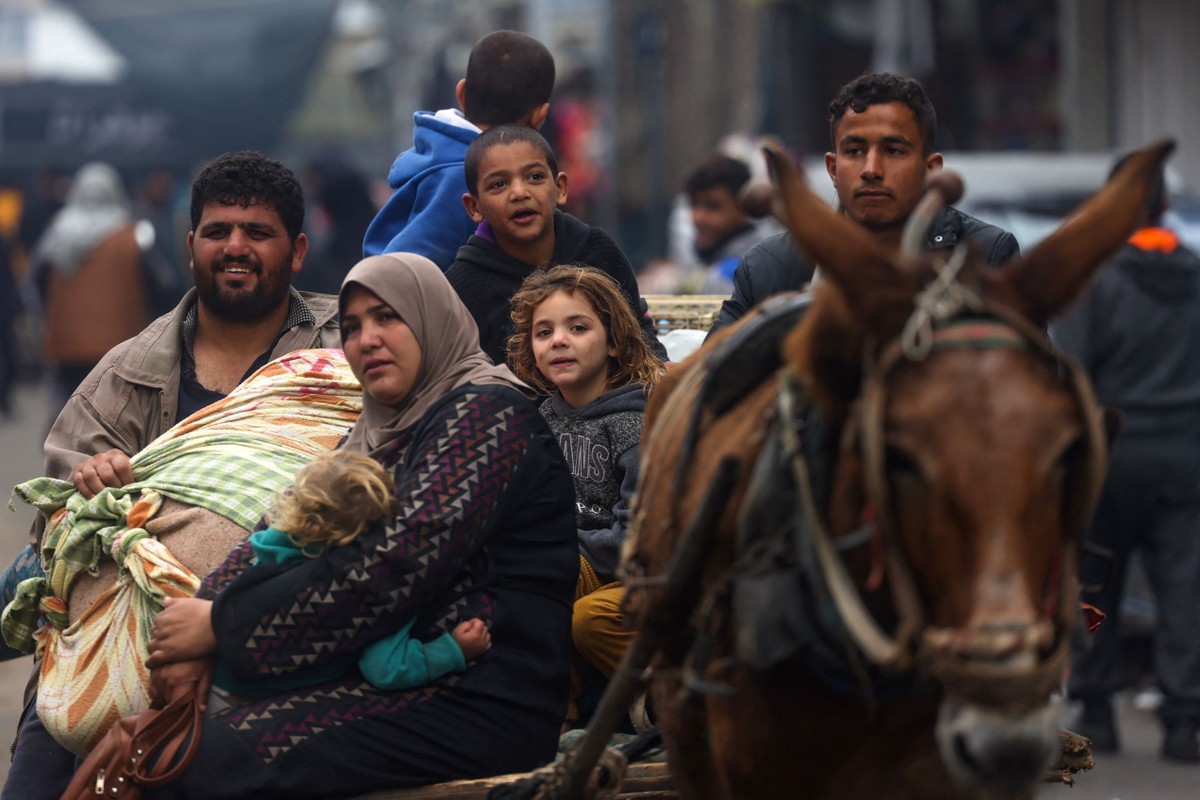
195 258 291 323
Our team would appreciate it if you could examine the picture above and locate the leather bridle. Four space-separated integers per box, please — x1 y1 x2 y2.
779 248 1109 708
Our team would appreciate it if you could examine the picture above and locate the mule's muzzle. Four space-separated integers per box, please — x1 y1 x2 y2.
936 697 1059 799
927 622 1065 797
920 620 1065 712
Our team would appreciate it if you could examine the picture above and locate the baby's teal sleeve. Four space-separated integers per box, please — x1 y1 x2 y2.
359 620 467 690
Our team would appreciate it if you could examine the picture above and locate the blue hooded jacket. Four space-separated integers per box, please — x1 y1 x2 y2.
362 110 480 269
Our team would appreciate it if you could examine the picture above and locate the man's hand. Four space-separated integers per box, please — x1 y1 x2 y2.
147 597 218 667
149 658 214 710
71 449 134 498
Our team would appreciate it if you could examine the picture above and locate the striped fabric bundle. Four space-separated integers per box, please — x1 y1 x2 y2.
3 349 361 753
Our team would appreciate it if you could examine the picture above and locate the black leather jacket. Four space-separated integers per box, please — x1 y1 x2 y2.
709 206 1020 335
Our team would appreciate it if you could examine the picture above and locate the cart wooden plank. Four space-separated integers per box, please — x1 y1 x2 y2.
357 762 676 799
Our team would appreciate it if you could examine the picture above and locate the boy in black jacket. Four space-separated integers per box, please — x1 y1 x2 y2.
446 126 666 365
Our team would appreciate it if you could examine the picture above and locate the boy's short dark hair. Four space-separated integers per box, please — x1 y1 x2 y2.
828 73 937 155
684 155 751 201
464 125 559 196
463 30 555 127
190 151 305 241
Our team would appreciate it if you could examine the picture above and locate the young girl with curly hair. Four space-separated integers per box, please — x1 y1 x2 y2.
508 264 663 728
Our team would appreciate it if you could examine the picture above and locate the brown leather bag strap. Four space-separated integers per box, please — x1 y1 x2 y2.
128 689 203 788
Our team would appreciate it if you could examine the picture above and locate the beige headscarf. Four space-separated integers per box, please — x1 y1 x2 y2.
36 162 131 276
339 253 532 456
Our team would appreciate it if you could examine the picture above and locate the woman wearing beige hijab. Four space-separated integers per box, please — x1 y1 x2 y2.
136 254 579 798
35 162 148 416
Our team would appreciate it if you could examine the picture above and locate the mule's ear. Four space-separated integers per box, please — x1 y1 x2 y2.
764 145 917 338
988 140 1176 325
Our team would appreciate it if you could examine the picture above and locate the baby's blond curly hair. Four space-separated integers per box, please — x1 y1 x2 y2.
271 451 396 551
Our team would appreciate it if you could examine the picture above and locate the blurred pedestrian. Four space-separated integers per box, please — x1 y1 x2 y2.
32 163 149 417
299 160 377 294
16 166 68 265
683 153 775 294
134 167 190 316
1054 152 1200 764
0 233 19 416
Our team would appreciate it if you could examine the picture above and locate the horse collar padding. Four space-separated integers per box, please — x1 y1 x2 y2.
776 373 918 671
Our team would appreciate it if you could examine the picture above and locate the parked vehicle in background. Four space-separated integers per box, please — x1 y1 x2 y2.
941 151 1198 249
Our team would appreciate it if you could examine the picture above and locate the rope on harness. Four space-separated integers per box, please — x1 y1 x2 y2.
899 245 980 360
617 727 663 763
777 374 916 671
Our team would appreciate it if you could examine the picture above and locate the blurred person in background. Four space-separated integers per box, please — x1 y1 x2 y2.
16 166 69 267
135 167 191 317
0 233 18 417
683 153 775 294
299 159 378 295
1054 152 1200 764
32 162 149 418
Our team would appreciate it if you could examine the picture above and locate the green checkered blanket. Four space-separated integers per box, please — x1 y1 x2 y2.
2 348 362 653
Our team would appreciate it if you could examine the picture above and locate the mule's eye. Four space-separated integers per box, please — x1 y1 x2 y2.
1051 436 1087 489
885 444 922 479
1055 436 1085 478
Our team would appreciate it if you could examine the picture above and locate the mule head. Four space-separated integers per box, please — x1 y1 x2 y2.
766 140 1173 795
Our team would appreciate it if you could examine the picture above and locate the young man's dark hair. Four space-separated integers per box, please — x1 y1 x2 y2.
190 151 306 241
462 30 556 127
828 73 938 155
464 125 559 194
684 155 751 201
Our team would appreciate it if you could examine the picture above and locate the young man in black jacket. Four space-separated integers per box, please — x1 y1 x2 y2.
709 72 1019 335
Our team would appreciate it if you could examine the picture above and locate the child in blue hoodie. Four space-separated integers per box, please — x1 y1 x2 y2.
508 264 664 728
209 450 492 710
362 30 555 269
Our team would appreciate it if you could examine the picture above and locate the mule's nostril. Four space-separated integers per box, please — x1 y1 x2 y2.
953 732 982 774
953 729 1052 790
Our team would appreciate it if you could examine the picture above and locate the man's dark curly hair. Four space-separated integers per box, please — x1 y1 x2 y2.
189 151 305 240
828 73 937 155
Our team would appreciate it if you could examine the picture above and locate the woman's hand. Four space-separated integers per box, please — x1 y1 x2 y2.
147 596 218 668
149 658 214 710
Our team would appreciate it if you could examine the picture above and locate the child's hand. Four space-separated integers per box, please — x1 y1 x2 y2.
453 618 492 660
